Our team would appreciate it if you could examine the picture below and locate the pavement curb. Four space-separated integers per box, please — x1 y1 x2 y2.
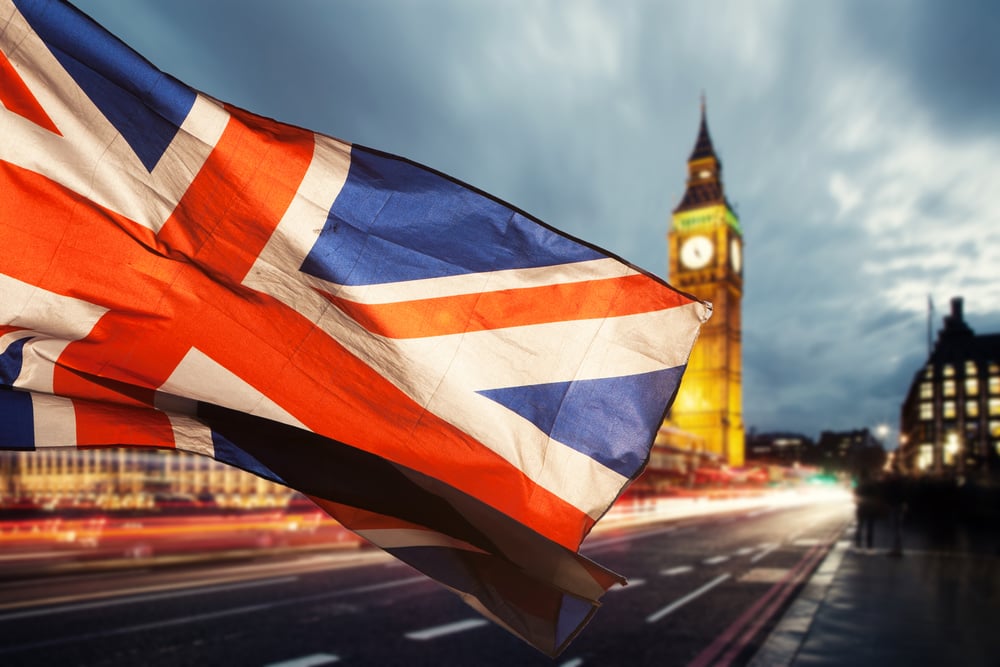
748 529 852 667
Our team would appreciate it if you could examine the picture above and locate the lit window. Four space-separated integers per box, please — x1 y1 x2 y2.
943 380 956 397
944 364 955 377
967 401 980 418
990 377 1000 395
991 363 1000 374
917 444 934 470
992 421 1000 437
991 398 1000 417
920 402 933 420
943 401 956 419
966 361 978 376
944 433 960 466
924 365 933 379
920 383 933 399
966 378 980 395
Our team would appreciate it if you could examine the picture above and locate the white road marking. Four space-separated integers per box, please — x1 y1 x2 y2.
703 555 730 565
610 578 645 591
751 544 779 564
739 568 790 583
734 547 755 556
646 574 731 623
661 565 694 576
265 653 340 667
406 618 489 641
560 658 584 667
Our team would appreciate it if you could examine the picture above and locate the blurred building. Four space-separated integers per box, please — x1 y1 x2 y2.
666 100 745 467
745 431 813 465
898 297 1000 478
814 428 885 477
0 448 292 510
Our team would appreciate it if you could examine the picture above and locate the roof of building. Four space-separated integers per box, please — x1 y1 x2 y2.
929 298 1000 366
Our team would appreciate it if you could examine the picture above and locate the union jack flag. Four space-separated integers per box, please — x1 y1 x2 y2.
0 0 710 654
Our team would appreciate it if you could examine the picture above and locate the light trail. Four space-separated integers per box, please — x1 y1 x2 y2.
0 576 299 619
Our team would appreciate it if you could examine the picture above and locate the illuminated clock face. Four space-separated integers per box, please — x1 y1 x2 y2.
698 169 712 179
680 235 713 270
730 238 742 273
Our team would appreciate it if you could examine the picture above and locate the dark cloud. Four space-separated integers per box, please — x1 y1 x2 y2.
843 0 1000 137
70 0 1000 443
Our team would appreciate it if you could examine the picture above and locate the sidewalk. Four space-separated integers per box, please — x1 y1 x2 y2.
753 513 1000 666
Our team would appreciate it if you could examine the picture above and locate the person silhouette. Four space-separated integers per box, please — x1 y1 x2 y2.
854 473 880 550
882 472 906 557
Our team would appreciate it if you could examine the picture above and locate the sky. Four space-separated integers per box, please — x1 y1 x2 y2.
72 0 1000 445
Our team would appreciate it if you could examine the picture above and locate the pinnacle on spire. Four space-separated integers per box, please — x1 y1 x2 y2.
688 97 718 162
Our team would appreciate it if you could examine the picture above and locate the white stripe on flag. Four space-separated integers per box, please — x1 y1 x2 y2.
167 413 216 459
0 275 108 394
158 348 307 429
356 528 488 553
317 258 637 304
31 394 77 447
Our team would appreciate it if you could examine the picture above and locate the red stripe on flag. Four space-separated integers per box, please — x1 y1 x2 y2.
0 49 61 135
74 399 176 449
155 105 316 286
318 274 692 338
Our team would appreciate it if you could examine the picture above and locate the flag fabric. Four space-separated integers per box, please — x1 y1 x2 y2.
0 0 710 655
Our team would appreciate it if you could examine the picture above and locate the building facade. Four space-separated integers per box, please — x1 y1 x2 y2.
665 102 745 467
813 429 885 477
0 447 293 510
899 297 1000 478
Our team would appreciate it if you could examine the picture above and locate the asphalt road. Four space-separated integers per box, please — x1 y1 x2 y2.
0 495 853 666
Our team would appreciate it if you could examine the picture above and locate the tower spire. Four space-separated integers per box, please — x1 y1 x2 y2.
689 95 718 162
674 97 727 214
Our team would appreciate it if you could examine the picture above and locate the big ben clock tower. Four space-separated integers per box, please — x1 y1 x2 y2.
667 101 745 467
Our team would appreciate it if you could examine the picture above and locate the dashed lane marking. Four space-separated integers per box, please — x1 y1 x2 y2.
264 653 340 667
646 574 731 623
750 544 779 564
661 565 694 576
703 555 730 565
405 619 489 641
610 578 646 591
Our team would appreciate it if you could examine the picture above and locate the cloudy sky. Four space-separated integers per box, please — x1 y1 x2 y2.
73 0 1000 445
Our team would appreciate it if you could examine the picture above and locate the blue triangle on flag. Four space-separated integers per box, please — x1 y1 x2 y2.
17 0 196 172
478 367 685 479
0 337 27 388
